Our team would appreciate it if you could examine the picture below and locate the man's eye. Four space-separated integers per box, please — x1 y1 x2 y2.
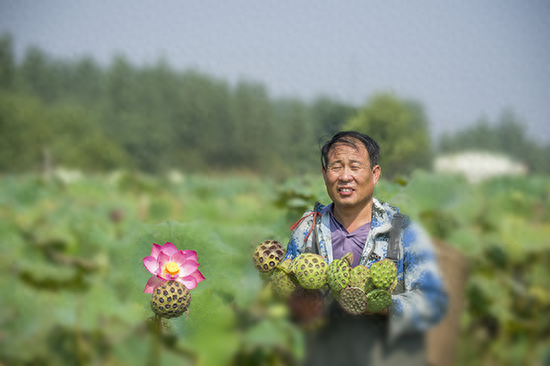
329 166 343 172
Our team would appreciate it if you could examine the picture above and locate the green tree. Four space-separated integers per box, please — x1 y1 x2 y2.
344 93 433 179
0 92 128 172
0 33 15 90
310 96 356 138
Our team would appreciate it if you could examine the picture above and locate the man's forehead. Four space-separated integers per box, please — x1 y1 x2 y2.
328 142 369 159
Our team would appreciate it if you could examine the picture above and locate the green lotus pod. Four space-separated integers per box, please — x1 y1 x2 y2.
365 276 376 293
389 278 398 293
150 281 191 319
253 240 285 273
338 286 367 315
293 253 328 290
270 259 298 299
326 257 352 292
370 258 397 290
348 265 370 287
365 289 392 313
341 251 354 266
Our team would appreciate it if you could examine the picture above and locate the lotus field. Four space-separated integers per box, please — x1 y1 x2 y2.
1 170 549 365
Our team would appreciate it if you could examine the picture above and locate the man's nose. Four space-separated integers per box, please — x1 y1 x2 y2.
338 167 354 181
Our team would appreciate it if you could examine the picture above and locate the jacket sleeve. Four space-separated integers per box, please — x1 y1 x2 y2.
388 222 448 341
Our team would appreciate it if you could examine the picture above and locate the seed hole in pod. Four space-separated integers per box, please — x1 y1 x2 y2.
263 264 269 270
172 295 177 300
178 298 182 303
256 265 262 270
159 298 164 303
180 304 185 309
313 258 318 263
269 261 276 267
170 288 175 293
173 304 178 309
178 289 182 295
163 290 169 296
259 257 264 263
152 301 157 306
167 296 172 302
165 304 171 310
156 289 161 295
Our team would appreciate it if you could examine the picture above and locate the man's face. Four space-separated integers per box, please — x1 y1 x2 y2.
322 141 380 212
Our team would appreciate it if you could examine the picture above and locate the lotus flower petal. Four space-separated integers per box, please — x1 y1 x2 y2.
178 275 198 290
159 242 178 256
179 259 200 277
172 249 197 264
144 276 164 294
143 256 160 274
157 252 171 269
190 270 205 283
181 250 198 262
150 243 163 258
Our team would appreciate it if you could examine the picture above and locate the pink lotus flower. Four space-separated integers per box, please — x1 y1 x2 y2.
142 242 205 293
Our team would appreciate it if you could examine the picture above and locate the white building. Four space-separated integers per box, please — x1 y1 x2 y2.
434 151 528 183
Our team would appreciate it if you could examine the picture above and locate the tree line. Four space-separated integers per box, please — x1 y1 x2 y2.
1 33 548 178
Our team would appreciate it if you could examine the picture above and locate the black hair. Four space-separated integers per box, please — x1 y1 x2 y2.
321 131 380 169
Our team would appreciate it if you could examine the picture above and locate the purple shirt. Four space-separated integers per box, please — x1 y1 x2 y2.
327 205 371 267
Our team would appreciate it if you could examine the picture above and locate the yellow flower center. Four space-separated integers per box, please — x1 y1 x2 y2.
164 262 180 276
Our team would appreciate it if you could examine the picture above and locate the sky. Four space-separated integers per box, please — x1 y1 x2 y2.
1 1 549 144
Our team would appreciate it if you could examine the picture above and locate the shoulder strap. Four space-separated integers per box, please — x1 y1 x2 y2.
305 202 322 254
386 213 406 267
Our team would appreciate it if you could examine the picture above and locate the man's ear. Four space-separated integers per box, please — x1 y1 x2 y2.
373 165 381 184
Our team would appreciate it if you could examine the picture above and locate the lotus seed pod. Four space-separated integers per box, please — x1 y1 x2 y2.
365 289 392 313
370 258 397 290
293 253 328 289
326 258 351 292
348 265 370 288
271 259 298 299
253 240 285 272
389 278 398 293
338 286 367 315
150 281 191 319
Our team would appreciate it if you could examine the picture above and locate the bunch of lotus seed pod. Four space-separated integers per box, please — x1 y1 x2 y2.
329 256 397 315
252 241 397 317
252 241 328 328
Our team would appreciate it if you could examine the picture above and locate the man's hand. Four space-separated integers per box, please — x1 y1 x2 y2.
287 287 325 326
363 307 389 316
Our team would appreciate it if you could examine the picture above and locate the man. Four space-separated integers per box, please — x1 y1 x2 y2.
284 131 448 365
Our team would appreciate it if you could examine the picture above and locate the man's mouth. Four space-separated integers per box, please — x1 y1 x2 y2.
338 187 354 193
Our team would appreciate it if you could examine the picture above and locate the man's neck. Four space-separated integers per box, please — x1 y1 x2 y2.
332 201 373 233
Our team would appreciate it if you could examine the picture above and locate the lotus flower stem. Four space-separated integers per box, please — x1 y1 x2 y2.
148 314 162 366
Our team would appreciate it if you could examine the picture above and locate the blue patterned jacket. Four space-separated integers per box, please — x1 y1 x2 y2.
284 198 448 340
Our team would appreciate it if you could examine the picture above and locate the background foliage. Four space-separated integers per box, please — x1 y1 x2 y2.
1 171 549 365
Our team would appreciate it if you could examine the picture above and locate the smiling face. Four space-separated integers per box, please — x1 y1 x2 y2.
322 140 381 214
